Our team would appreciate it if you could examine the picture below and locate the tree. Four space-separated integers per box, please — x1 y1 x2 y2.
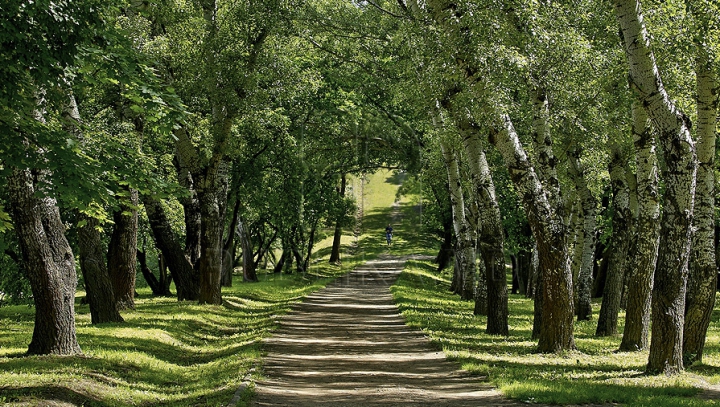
613 0 697 374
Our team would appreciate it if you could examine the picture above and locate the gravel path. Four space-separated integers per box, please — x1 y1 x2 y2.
250 255 527 407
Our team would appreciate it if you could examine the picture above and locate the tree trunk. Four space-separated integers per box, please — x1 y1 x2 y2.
683 43 718 365
614 0 697 374
489 115 575 352
329 174 347 264
77 215 124 324
137 250 171 296
568 148 597 321
596 143 632 336
222 199 241 287
107 187 139 310
440 137 476 301
238 220 258 282
620 100 660 351
174 154 202 268
8 168 82 355
461 129 508 335
196 162 228 304
142 194 199 301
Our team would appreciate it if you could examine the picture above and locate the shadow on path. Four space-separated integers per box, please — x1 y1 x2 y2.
251 255 526 407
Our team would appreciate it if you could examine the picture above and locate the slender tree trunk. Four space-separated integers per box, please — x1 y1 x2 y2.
222 199 241 287
77 215 124 324
489 115 575 352
440 137 476 301
461 129 508 334
238 220 258 282
142 194 199 301
137 250 171 296
329 174 347 264
597 143 632 336
8 167 82 355
614 0 697 374
620 100 660 351
683 43 718 364
175 158 202 268
568 148 597 321
107 187 139 310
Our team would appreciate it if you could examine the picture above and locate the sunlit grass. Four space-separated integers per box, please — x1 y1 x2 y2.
392 259 720 407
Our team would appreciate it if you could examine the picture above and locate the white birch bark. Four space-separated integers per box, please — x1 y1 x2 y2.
567 148 597 321
613 0 697 374
439 136 476 301
489 115 575 352
684 42 718 363
461 129 509 335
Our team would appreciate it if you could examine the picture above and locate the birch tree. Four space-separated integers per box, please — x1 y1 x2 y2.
613 0 697 374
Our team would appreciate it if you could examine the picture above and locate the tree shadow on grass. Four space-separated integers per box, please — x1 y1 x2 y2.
0 385 113 407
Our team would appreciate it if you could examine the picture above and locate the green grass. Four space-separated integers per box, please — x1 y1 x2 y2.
391 259 720 407
0 169 411 406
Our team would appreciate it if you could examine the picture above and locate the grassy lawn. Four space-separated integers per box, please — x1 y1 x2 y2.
0 170 408 406
392 259 720 407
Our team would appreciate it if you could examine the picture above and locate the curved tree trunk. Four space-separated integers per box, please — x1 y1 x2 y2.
596 143 632 336
142 194 199 301
620 100 660 351
568 148 597 321
107 187 139 310
8 167 82 355
614 0 697 374
683 43 718 364
489 115 575 352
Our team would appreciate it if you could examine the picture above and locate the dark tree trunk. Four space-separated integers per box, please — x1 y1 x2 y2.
274 250 288 274
238 220 258 282
142 194 199 301
107 187 139 310
597 146 633 336
329 174 347 264
8 168 82 355
221 199 241 287
511 255 519 295
137 250 171 296
197 164 228 305
436 223 454 272
77 215 124 324
174 156 202 268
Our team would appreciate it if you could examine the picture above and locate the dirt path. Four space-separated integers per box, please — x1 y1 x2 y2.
250 255 527 407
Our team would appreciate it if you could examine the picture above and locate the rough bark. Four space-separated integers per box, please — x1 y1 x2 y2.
683 43 718 364
61 93 123 323
620 100 660 351
8 168 82 355
596 143 632 336
439 137 476 301
461 129 508 335
568 149 597 321
614 0 697 374
77 215 124 324
489 115 575 352
107 187 139 310
142 194 199 301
